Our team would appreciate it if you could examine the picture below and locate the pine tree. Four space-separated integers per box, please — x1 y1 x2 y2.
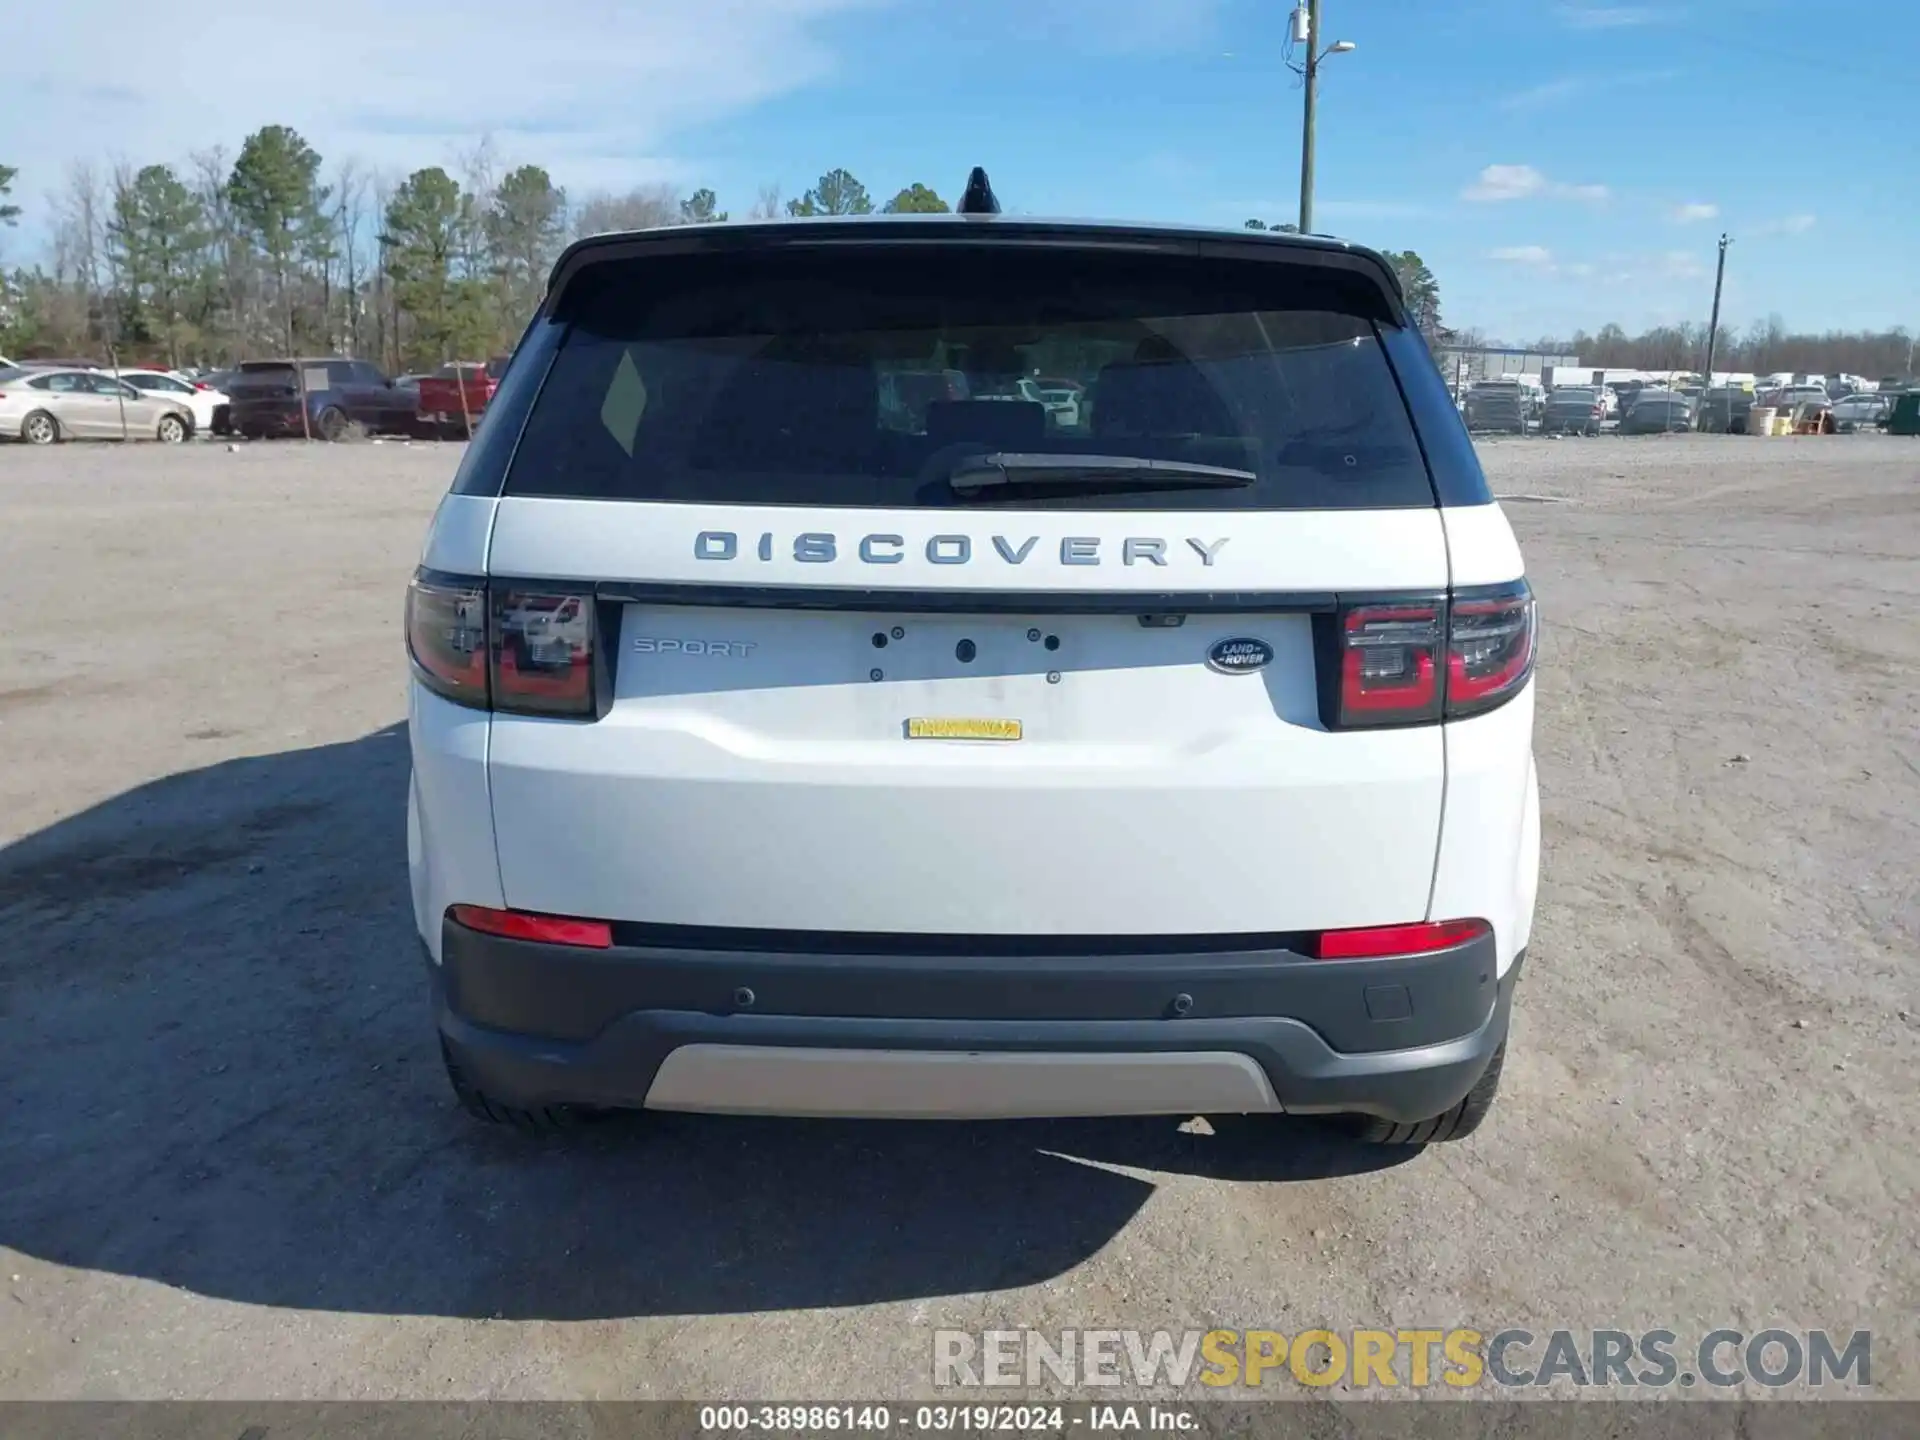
485 165 567 335
106 165 212 367
383 167 488 369
227 126 328 355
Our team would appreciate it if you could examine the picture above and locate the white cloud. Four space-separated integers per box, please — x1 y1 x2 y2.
1463 165 1547 201
1490 246 1554 266
1757 213 1818 235
1499 67 1681 111
0 0 886 205
1209 197 1431 228
1316 199 1436 220
1671 201 1719 223
1500 78 1590 110
1660 249 1708 278
1461 164 1609 203
1026 0 1223 53
1561 4 1669 28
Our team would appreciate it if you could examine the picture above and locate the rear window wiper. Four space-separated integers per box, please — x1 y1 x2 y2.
947 452 1256 496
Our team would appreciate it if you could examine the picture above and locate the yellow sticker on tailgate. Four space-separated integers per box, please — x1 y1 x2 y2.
906 717 1023 741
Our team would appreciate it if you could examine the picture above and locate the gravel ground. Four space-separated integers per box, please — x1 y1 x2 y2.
0 435 1915 1403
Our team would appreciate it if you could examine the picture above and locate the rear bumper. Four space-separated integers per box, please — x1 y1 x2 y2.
230 406 306 436
431 920 1520 1123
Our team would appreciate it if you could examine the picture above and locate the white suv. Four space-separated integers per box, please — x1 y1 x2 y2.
406 186 1539 1144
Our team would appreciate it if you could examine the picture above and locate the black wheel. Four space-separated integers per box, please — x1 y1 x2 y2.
21 410 59 446
156 412 188 444
316 406 349 442
1338 1041 1505 1145
441 1038 585 1135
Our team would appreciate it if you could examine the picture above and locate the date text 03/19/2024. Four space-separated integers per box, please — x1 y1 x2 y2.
699 1404 1197 1432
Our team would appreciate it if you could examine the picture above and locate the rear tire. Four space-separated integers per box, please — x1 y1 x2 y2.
317 406 348 442
1339 1040 1504 1145
21 410 58 446
441 1038 586 1136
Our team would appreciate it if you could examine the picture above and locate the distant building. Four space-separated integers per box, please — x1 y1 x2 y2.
1432 345 1581 397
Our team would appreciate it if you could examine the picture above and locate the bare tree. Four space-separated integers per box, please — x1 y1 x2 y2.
454 136 500 210
749 183 783 221
105 160 138 329
369 170 398 372
330 160 372 355
189 146 250 360
573 184 681 238
53 162 107 298
453 135 499 300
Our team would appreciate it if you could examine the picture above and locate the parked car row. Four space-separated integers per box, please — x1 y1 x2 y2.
1484 371 1909 440
0 363 204 445
218 356 522 441
0 354 527 444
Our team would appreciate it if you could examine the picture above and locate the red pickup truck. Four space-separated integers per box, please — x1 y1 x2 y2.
415 357 510 439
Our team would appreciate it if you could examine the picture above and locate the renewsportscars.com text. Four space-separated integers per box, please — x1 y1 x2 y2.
933 1328 1872 1390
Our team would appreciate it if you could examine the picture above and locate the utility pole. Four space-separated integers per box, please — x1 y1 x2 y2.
1294 0 1355 235
1298 0 1321 235
1697 232 1730 429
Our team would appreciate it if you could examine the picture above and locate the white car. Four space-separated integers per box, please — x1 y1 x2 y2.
113 369 226 436
0 366 195 444
405 195 1539 1142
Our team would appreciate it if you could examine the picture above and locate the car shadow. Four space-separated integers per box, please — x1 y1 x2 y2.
0 724 1412 1321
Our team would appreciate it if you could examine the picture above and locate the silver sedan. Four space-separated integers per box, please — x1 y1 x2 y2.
0 367 196 444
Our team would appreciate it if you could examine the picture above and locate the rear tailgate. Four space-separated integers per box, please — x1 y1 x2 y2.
418 368 497 418
479 231 1451 936
225 362 304 417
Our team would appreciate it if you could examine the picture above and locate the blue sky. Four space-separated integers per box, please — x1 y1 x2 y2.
7 0 1915 340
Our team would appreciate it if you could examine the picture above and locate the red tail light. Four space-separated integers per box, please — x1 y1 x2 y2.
406 570 489 707
1445 582 1536 718
491 584 597 717
1334 602 1443 726
1311 917 1489 960
450 904 612 949
1324 581 1535 728
406 570 599 718
193 381 211 391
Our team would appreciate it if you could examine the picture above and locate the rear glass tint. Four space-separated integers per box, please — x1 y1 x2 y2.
505 247 1436 510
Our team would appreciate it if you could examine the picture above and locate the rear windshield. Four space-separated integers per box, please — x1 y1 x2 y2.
504 247 1435 510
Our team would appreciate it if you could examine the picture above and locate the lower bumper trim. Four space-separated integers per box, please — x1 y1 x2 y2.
645 1045 1281 1118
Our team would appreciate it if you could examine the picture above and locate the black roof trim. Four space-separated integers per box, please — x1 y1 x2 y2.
542 215 1409 326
